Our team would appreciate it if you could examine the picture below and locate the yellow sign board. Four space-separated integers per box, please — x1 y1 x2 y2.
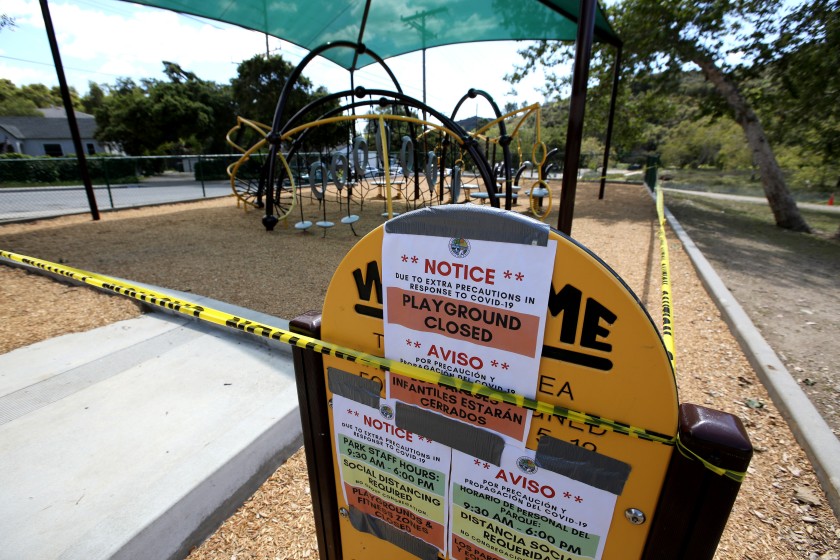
321 206 677 560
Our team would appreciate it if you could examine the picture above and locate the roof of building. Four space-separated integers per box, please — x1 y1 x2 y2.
0 109 98 141
37 106 95 119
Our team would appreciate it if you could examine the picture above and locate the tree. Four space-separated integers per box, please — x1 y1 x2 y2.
0 80 80 116
761 0 839 188
512 0 814 232
91 79 150 155
1 15 15 32
660 115 752 169
231 54 312 128
0 80 40 116
81 82 106 116
162 61 198 83
92 65 235 155
231 54 342 152
19 83 68 108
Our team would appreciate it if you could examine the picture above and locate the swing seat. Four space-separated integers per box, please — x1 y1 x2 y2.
295 220 313 230
316 221 335 228
525 188 549 198
461 184 479 201
341 215 360 224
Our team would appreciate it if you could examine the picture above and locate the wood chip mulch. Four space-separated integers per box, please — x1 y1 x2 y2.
1 183 837 559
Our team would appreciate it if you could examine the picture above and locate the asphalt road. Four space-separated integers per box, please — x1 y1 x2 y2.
4 181 836 224
0 178 232 223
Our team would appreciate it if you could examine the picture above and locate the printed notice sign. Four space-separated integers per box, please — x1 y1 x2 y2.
449 446 620 560
382 232 557 444
333 394 451 554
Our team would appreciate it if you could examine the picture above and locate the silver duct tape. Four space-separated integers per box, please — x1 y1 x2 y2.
396 401 504 465
535 435 632 495
327 367 382 409
385 205 550 247
349 507 440 560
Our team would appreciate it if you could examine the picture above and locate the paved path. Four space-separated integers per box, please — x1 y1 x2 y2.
0 280 300 560
663 187 840 214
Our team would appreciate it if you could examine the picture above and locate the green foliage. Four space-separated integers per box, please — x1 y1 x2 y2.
19 84 58 108
660 115 752 169
81 83 106 116
231 54 343 151
0 153 138 185
509 2 836 185
0 153 59 183
231 55 306 127
0 79 82 116
84 55 340 156
91 67 235 156
86 155 138 183
580 137 605 170
193 156 236 181
760 0 839 175
775 145 840 194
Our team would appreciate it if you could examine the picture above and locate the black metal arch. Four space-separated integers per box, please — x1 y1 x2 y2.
260 90 501 230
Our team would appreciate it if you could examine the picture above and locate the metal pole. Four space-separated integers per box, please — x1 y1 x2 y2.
198 153 206 197
557 0 597 235
422 47 427 107
599 45 622 200
38 0 99 221
102 158 114 209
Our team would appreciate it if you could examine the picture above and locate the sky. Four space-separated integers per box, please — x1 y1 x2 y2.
1 0 569 119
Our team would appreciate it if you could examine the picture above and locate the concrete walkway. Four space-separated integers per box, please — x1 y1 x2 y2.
0 286 302 560
663 186 840 214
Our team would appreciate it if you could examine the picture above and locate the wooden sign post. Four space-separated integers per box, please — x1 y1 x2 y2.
291 205 750 560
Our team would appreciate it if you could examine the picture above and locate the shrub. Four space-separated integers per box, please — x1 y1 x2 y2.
194 156 239 181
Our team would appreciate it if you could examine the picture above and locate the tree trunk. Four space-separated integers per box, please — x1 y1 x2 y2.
691 52 812 232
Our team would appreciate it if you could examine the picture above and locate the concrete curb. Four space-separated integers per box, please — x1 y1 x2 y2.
662 204 840 520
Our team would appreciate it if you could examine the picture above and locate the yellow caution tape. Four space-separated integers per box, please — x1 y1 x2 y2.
0 249 673 445
675 437 747 483
0 249 744 480
653 188 749 482
656 185 676 371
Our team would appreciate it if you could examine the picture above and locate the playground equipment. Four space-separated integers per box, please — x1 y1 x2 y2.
225 117 298 223
225 41 573 233
225 117 269 209
226 43 578 232
449 95 559 221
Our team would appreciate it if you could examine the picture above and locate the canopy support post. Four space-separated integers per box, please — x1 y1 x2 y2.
38 0 99 221
557 0 597 235
599 44 622 200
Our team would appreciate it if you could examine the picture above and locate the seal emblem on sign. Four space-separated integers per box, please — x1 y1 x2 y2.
449 237 470 258
516 456 538 474
379 404 394 419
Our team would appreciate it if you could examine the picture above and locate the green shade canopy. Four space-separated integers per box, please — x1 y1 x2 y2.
121 0 620 69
